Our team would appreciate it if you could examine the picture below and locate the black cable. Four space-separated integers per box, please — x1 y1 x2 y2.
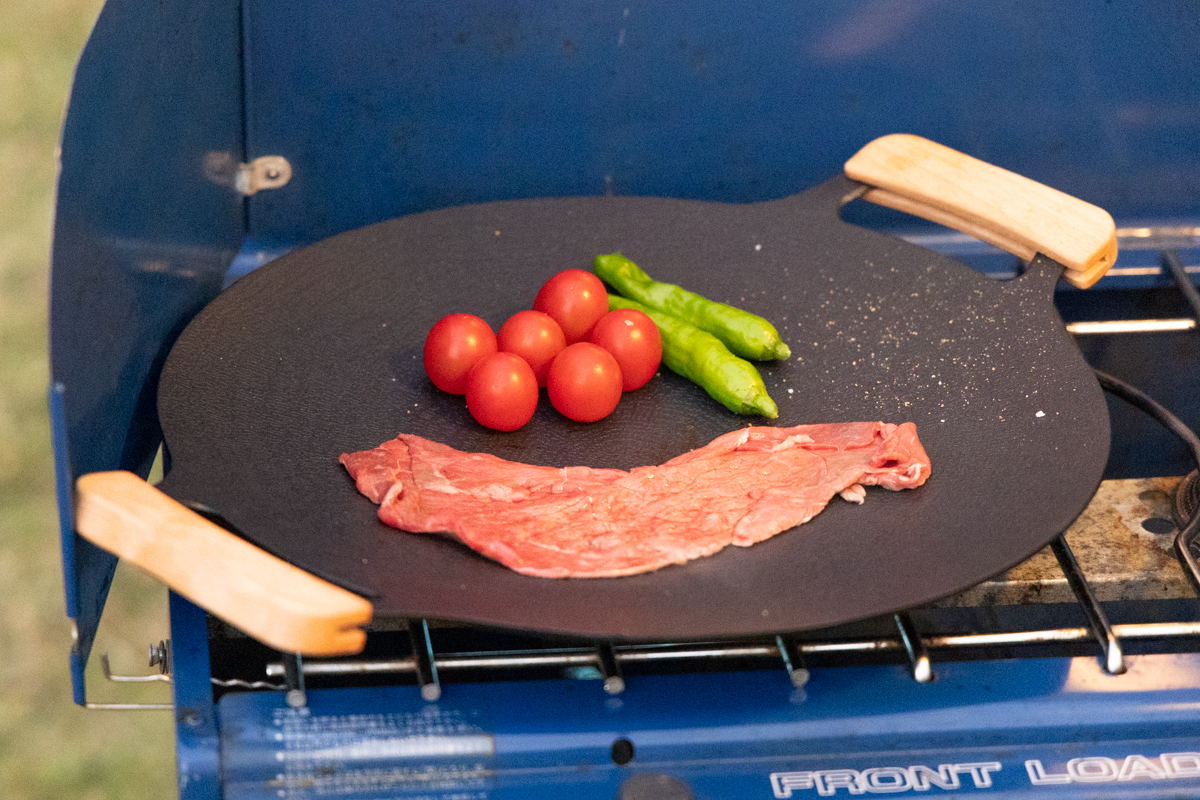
1163 250 1200 324
1093 369 1200 593
1095 370 1200 459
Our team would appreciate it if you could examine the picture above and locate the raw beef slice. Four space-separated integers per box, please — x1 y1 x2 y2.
340 422 930 578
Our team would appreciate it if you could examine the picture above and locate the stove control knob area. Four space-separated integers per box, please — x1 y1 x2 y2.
617 772 695 800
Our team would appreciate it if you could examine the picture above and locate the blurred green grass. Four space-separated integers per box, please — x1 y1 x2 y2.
1 0 177 797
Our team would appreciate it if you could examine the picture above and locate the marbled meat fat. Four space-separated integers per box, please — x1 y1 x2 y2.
340 422 930 578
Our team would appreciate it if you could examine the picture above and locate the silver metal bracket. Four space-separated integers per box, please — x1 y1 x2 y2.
85 646 175 710
203 153 293 195
236 156 292 196
101 649 172 684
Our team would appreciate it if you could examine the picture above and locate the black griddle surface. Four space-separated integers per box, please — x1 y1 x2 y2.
156 176 1110 639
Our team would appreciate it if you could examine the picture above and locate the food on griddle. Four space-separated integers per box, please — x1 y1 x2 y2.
465 352 539 431
532 268 609 344
546 342 624 423
593 252 791 361
423 313 498 395
497 309 566 387
589 308 662 391
609 294 778 418
423 261 783 428
426 270 636 431
340 421 930 578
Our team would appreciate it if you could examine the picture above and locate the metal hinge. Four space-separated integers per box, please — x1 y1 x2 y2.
203 152 293 196
235 155 292 196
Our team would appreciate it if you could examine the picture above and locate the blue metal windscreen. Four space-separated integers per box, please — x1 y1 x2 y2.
240 1 1200 246
50 0 245 702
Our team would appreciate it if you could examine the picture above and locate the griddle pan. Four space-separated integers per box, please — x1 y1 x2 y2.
75 135 1117 655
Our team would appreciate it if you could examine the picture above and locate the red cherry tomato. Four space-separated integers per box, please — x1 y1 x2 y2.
497 310 567 387
424 313 498 394
532 269 609 345
465 352 539 431
590 309 662 391
546 342 623 423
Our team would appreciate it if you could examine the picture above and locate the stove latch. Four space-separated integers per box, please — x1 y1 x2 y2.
235 155 292 196
203 152 293 196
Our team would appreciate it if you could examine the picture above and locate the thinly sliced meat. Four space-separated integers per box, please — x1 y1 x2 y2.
340 422 930 578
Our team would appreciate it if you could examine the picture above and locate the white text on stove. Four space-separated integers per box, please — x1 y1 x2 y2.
1026 752 1200 785
771 763 1002 796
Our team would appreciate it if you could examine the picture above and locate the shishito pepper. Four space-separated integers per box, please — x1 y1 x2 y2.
608 294 778 418
594 253 791 361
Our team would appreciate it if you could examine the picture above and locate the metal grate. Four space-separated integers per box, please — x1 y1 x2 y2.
247 528 1200 703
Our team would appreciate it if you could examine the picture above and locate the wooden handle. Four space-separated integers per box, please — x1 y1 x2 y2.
74 471 372 655
844 134 1117 288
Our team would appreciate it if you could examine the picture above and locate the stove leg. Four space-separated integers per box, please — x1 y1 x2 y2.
170 592 219 800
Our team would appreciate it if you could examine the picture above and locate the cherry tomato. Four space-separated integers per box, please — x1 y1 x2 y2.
546 342 623 423
532 269 609 345
590 309 662 391
497 310 567 387
423 314 498 394
465 352 539 431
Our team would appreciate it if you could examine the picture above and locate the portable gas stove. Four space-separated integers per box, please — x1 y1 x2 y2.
50 2 1200 798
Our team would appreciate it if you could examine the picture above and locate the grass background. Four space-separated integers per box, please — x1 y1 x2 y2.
1 0 178 796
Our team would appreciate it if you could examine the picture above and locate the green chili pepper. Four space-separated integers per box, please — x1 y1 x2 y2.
609 294 778 418
594 253 791 361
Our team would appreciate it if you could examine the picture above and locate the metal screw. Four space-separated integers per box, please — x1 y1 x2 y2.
148 640 170 674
